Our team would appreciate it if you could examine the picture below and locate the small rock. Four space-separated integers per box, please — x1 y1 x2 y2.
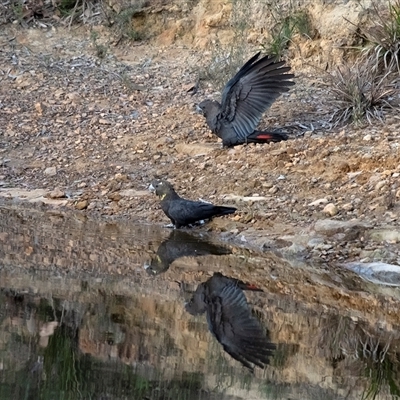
348 171 362 179
268 186 279 194
342 203 353 211
76 200 88 210
375 180 386 191
343 262 400 286
323 203 338 216
48 188 65 199
308 198 328 206
262 182 274 188
363 134 372 141
87 202 97 210
44 166 57 176
114 173 129 182
108 192 122 202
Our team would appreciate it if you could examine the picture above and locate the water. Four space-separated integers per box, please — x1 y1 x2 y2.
1 205 400 400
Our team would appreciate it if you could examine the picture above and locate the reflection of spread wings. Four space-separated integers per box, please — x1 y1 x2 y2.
207 282 275 370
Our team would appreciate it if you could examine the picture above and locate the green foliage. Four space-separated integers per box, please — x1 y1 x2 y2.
265 17 295 60
263 10 314 59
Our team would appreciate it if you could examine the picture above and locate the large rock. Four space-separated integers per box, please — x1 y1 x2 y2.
313 219 372 241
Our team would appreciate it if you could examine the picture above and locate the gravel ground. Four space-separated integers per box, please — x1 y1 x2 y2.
1 25 400 270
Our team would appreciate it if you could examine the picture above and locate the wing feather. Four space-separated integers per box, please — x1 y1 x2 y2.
220 53 295 140
207 281 275 369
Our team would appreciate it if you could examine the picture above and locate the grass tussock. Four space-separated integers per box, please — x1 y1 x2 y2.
357 0 400 73
263 10 314 59
327 54 399 127
104 2 146 42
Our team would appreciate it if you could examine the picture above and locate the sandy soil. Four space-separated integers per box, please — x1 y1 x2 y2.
1 25 400 268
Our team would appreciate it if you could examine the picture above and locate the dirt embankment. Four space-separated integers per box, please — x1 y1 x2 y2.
0 0 399 268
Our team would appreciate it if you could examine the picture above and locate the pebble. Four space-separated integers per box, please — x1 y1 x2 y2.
44 166 57 176
363 134 372 141
48 188 65 199
323 203 338 216
262 182 274 188
108 192 122 202
76 200 88 210
308 198 328 206
342 203 353 211
375 180 386 191
269 186 279 194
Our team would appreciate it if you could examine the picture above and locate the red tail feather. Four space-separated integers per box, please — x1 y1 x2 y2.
256 134 275 140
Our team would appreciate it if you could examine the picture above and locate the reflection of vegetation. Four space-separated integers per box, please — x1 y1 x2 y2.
0 316 208 400
41 325 80 399
270 343 299 368
362 353 400 400
321 314 400 399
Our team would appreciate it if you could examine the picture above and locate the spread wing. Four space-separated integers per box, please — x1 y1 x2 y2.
206 281 275 370
220 52 295 141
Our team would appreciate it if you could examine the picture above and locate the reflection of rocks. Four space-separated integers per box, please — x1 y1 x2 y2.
186 273 275 370
0 207 166 273
145 230 231 275
343 261 400 286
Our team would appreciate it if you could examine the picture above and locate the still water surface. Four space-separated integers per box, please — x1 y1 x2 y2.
1 206 400 400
